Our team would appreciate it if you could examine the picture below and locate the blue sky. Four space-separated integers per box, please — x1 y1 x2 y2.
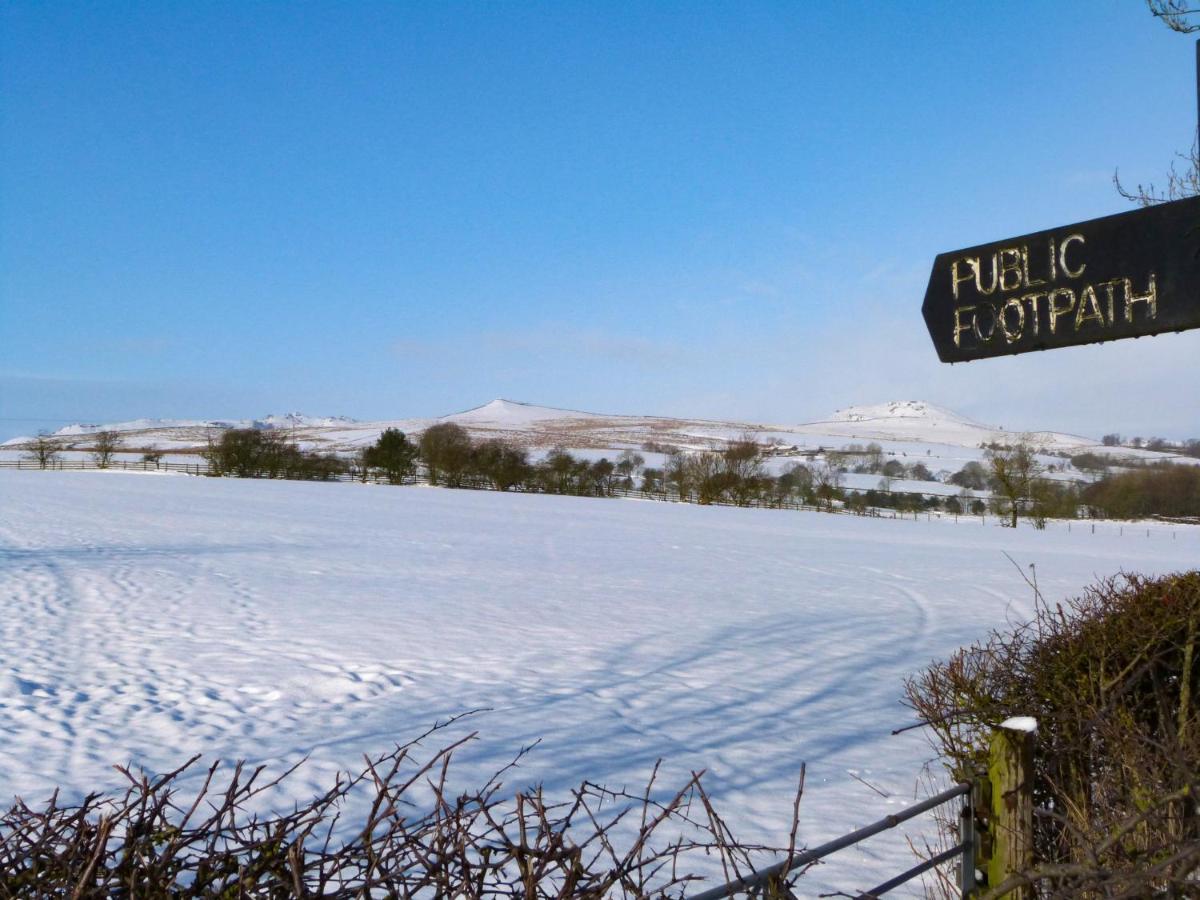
3 1 1199 439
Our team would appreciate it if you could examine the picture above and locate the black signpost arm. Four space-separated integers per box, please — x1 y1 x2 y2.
922 40 1200 362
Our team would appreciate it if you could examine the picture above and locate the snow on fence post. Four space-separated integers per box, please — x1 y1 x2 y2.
986 718 1035 898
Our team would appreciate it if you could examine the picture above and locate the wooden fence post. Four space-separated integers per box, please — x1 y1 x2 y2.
987 723 1034 898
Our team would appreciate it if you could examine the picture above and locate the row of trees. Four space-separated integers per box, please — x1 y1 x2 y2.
642 442 843 508
844 489 986 517
15 424 1063 524
32 424 1198 524
1101 432 1200 457
1081 463 1200 518
203 429 346 479
207 423 1200 524
24 431 124 469
827 442 941 482
358 424 636 497
357 427 847 508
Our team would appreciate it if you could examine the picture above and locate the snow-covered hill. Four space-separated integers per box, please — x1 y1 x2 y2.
1 398 1184 471
798 400 1091 452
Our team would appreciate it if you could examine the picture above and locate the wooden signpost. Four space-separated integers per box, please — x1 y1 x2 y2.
922 194 1200 362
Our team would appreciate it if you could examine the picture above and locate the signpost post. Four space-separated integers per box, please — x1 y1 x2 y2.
922 195 1200 362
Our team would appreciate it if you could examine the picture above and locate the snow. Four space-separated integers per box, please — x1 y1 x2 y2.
443 398 605 426
798 401 1092 452
256 413 360 428
1000 716 1038 733
5 400 1173 476
1 470 1195 892
830 400 984 426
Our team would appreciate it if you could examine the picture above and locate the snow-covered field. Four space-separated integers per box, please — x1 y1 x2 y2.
1 470 1196 894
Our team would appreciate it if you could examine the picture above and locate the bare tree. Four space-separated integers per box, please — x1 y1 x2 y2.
637 467 658 494
1114 3 1200 204
811 461 843 509
721 436 765 506
539 446 577 494
352 447 372 482
419 422 473 487
615 449 645 481
24 434 61 469
685 451 726 505
200 434 224 476
91 430 121 468
1148 0 1200 32
1115 141 1200 206
986 436 1044 527
664 452 692 502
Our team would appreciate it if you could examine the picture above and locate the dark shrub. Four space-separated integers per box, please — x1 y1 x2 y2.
470 439 530 491
905 571 1200 895
363 428 418 484
1082 464 1200 519
419 423 473 487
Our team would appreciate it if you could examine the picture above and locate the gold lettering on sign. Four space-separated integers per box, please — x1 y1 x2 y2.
951 259 975 300
1048 287 1077 334
975 255 998 296
998 248 1023 292
953 306 976 347
1022 291 1045 337
1124 274 1157 322
1000 297 1026 343
948 234 1086 303
943 228 1166 354
1075 284 1106 329
1102 280 1118 324
972 302 997 343
1021 246 1046 288
1059 234 1086 278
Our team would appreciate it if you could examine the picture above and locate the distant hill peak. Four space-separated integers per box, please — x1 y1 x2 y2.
444 398 604 425
829 400 982 427
256 413 359 428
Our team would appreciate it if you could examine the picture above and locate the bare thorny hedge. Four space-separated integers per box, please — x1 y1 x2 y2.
0 714 808 898
906 570 1200 897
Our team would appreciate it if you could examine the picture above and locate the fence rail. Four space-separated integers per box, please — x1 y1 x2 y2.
686 782 972 900
0 458 209 475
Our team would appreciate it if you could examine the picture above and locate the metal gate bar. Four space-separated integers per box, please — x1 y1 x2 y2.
854 841 967 898
687 782 971 900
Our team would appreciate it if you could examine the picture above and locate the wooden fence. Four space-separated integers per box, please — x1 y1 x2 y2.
0 458 209 476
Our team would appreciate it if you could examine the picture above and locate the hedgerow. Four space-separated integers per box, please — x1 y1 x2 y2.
0 716 806 897
905 570 1200 895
